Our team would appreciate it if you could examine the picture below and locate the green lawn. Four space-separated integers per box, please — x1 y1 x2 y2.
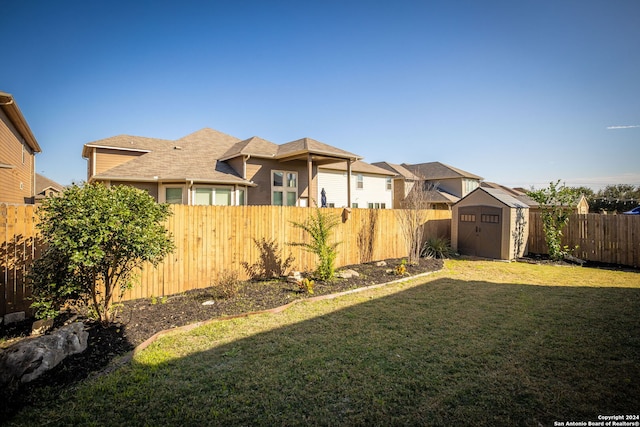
9 260 640 426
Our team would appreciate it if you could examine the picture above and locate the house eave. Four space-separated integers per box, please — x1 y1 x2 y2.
0 91 42 153
82 144 152 158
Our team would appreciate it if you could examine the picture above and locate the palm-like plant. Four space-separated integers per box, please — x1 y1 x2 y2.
290 209 341 280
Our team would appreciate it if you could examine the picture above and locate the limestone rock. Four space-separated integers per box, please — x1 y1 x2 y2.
0 322 89 385
337 269 360 279
287 271 303 284
375 261 387 267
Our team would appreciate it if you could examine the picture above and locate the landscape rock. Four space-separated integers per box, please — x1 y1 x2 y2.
337 269 360 279
4 312 25 325
0 322 88 385
375 261 387 267
287 271 303 284
31 318 54 336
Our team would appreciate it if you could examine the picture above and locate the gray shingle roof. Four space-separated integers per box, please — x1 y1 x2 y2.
278 138 361 160
403 161 483 180
371 162 422 180
85 128 363 185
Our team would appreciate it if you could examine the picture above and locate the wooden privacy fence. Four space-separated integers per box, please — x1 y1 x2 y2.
528 212 640 267
0 204 452 315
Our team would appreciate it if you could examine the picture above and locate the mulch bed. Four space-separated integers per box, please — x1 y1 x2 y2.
0 257 442 421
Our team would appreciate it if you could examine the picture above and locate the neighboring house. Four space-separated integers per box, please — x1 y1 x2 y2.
373 161 482 209
0 91 42 204
82 128 363 207
317 160 396 208
502 183 589 214
34 173 65 203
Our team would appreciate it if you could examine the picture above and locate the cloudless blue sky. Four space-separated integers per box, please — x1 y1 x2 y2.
2 0 639 190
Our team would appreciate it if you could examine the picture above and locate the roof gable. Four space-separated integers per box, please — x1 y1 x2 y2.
403 161 483 181
220 136 279 160
277 138 360 161
372 162 422 180
457 187 529 208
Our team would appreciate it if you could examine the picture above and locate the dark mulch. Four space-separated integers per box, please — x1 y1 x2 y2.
0 257 442 421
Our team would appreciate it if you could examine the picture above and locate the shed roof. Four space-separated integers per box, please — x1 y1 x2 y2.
457 187 530 208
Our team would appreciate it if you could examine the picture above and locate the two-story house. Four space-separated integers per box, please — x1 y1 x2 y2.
82 128 392 209
0 91 42 204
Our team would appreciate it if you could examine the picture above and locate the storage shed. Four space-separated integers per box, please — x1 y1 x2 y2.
452 187 530 260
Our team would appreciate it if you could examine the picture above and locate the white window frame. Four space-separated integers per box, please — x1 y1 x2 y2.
271 170 298 206
164 186 185 204
192 185 234 206
356 174 364 189
386 177 392 190
159 184 187 204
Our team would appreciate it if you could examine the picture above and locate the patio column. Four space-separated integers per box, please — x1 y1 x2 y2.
347 159 352 208
307 153 313 207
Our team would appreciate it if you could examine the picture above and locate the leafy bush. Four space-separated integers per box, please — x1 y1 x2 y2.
290 209 341 281
241 238 295 280
527 180 575 261
29 183 174 323
214 271 242 299
421 237 454 259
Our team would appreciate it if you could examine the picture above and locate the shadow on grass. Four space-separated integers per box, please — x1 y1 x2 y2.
10 278 640 426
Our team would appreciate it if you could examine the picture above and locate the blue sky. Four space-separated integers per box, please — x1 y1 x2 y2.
2 0 639 190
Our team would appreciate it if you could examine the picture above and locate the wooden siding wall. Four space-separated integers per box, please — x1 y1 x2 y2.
94 148 144 175
0 204 451 315
528 212 640 267
0 109 35 204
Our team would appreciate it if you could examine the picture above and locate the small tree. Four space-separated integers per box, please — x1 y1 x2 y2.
527 180 574 261
30 183 174 324
290 209 341 281
396 181 433 264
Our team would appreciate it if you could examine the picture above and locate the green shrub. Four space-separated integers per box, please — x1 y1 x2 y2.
421 237 454 259
28 183 174 323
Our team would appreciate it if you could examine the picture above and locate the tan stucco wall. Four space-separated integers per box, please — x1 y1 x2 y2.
245 158 315 206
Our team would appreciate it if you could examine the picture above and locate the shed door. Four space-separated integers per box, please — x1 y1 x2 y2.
457 206 502 259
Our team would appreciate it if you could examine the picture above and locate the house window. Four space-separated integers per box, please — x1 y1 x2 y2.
194 188 213 205
165 188 183 204
463 179 479 196
357 174 364 189
352 203 358 208
328 203 335 208
381 203 386 209
368 203 373 208
272 170 298 206
193 186 233 206
386 177 392 190
460 214 476 222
